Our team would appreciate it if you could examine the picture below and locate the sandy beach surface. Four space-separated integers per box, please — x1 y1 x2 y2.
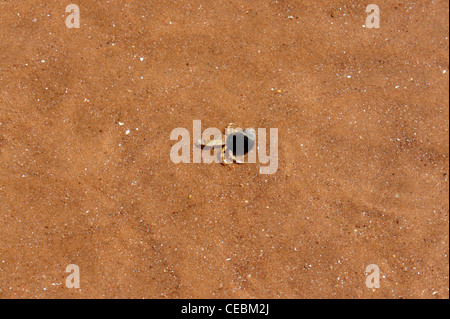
0 0 448 298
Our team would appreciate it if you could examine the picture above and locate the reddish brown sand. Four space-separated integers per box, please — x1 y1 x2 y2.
0 0 448 299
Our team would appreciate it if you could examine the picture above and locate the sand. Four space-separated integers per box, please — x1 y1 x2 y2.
0 0 448 298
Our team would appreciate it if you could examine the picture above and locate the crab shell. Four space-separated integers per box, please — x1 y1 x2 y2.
197 124 256 165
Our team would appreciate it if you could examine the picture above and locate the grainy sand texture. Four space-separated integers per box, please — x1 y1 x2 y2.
0 0 448 298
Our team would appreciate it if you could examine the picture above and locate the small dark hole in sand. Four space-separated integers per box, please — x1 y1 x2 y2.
226 132 255 156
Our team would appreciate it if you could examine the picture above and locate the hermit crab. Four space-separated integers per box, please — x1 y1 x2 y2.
197 123 256 164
